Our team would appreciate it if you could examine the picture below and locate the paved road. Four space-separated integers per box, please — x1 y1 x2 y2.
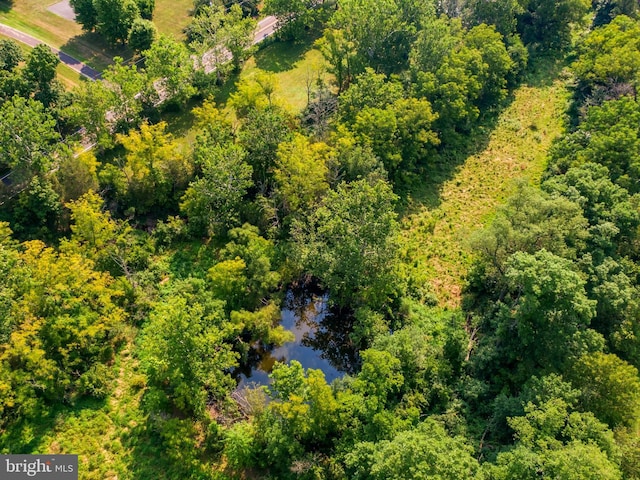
1 15 277 81
0 22 101 80
253 15 278 44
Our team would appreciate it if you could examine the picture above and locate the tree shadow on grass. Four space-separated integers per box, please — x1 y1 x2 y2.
524 54 569 89
60 31 130 71
396 54 569 218
254 31 321 73
396 110 502 217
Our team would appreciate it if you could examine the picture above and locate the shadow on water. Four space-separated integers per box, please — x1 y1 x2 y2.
234 288 359 388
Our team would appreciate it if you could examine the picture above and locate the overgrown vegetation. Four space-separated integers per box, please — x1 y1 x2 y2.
1 0 639 478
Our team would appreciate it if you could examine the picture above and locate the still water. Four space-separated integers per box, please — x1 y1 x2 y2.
235 289 358 388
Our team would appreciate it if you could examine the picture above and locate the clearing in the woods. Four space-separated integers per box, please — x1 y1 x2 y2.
400 60 571 308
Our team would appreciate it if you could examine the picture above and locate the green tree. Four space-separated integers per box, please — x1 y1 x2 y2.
487 398 622 479
214 224 281 309
273 133 331 216
463 0 523 35
144 35 196 108
345 419 482 480
222 4 257 72
329 0 436 74
0 240 126 424
464 23 514 107
252 361 339 472
316 28 357 93
23 44 60 107
291 179 400 308
64 79 115 149
0 96 60 182
517 0 590 52
337 68 403 124
100 56 147 131
572 15 640 98
549 96 640 192
62 191 136 275
54 152 100 203
94 0 140 45
0 39 24 72
569 352 640 429
238 105 295 188
470 182 588 278
128 17 157 53
180 143 253 237
70 0 98 31
477 250 600 387
107 121 193 213
140 293 238 416
350 97 439 178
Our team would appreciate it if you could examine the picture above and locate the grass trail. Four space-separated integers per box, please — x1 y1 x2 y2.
400 66 570 308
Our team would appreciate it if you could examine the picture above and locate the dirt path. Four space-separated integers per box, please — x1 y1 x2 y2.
0 22 101 80
400 71 570 308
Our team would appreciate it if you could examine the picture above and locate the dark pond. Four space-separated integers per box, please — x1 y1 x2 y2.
234 289 359 388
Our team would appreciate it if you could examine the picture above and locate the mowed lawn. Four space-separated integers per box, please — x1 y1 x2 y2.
399 63 571 308
154 0 193 39
0 0 193 70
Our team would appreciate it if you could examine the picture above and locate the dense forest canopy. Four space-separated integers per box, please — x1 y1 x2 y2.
1 0 640 478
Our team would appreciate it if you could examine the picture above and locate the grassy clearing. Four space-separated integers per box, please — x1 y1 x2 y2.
399 60 571 308
217 34 333 114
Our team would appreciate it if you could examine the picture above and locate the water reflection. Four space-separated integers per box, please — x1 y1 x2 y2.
235 289 359 388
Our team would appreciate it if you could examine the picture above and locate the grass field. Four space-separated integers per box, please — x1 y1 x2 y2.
399 59 571 308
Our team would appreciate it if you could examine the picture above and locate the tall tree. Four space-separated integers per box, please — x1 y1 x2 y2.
291 178 400 309
180 143 253 237
0 239 126 424
70 0 98 31
273 133 331 216
0 96 60 183
140 292 238 416
94 0 141 45
517 0 590 52
128 17 157 53
23 44 60 107
107 121 192 213
144 36 196 108
0 39 24 72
